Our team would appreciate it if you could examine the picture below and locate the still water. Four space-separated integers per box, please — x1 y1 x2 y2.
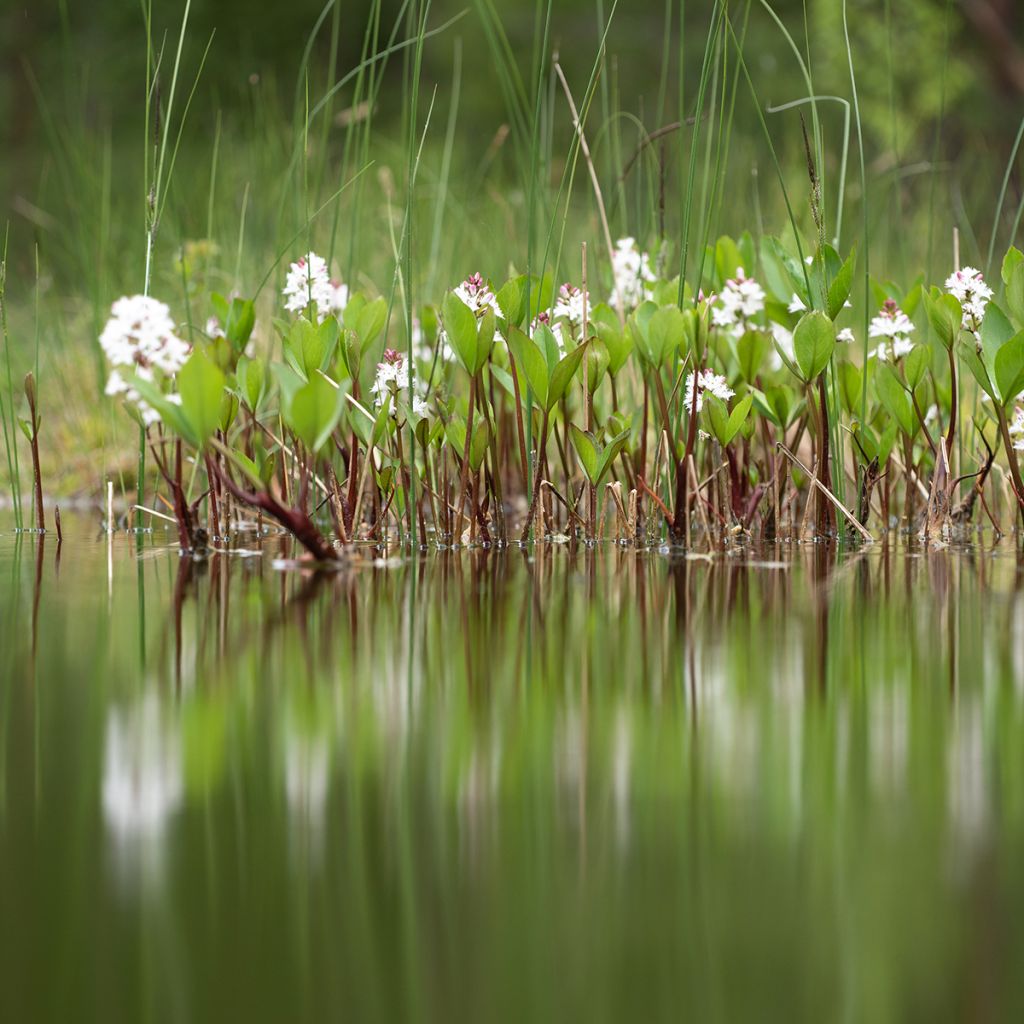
2 516 1024 1022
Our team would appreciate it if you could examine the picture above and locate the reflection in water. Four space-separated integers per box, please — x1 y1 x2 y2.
284 718 331 866
102 692 184 884
4 522 1024 1020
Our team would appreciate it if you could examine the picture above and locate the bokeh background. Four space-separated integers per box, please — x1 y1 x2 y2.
0 0 1022 489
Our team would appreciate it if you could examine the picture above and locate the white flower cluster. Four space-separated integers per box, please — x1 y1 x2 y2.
100 295 190 426
453 271 500 316
282 252 349 321
869 299 915 361
1010 406 1024 451
712 268 765 337
609 237 656 309
683 368 734 415
370 350 429 418
553 283 591 328
945 266 992 333
439 273 503 359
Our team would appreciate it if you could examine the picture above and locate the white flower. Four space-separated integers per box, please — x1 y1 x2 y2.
712 267 765 338
554 283 591 328
1010 406 1024 450
945 266 992 333
439 273 503 358
370 349 411 406
452 271 500 316
205 316 225 339
683 368 734 414
787 293 807 314
282 252 348 321
869 299 914 359
99 295 190 425
836 327 855 344
609 237 656 309
412 396 430 420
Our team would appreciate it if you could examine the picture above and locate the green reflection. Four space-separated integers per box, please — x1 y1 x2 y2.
1 517 1024 1022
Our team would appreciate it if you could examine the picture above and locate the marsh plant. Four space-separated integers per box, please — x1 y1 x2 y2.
95 238 1024 560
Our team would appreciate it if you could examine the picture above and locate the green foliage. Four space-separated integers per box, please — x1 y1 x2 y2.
283 372 346 454
569 425 631 487
704 393 753 447
793 311 836 383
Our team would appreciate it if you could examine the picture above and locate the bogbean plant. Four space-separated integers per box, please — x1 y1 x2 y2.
98 236 1024 561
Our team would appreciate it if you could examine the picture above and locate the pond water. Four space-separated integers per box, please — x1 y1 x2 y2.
2 515 1024 1022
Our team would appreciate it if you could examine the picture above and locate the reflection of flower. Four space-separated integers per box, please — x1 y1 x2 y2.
285 730 330 833
102 694 183 850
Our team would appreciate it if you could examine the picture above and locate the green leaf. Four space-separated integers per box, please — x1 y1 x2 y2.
219 390 239 433
875 362 915 437
178 349 226 449
284 317 324 379
591 304 633 375
473 307 496 374
903 345 929 392
645 305 685 366
1002 246 1024 287
584 339 610 395
994 330 1024 407
1007 262 1024 327
793 310 836 382
546 341 588 411
737 330 767 383
469 422 490 472
959 341 996 402
704 393 752 446
596 428 632 484
569 425 599 483
981 302 1014 374
270 362 305 410
839 361 864 416
441 292 478 374
356 297 388 347
506 326 548 408
714 235 743 285
224 297 255 350
825 245 856 321
723 393 753 444
924 288 962 350
496 276 527 328
704 395 730 445
236 355 266 412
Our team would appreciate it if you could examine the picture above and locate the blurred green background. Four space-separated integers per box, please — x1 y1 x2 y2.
1 0 1022 492
3 0 1022 277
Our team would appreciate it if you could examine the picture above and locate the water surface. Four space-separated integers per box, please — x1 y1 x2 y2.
2 517 1024 1022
